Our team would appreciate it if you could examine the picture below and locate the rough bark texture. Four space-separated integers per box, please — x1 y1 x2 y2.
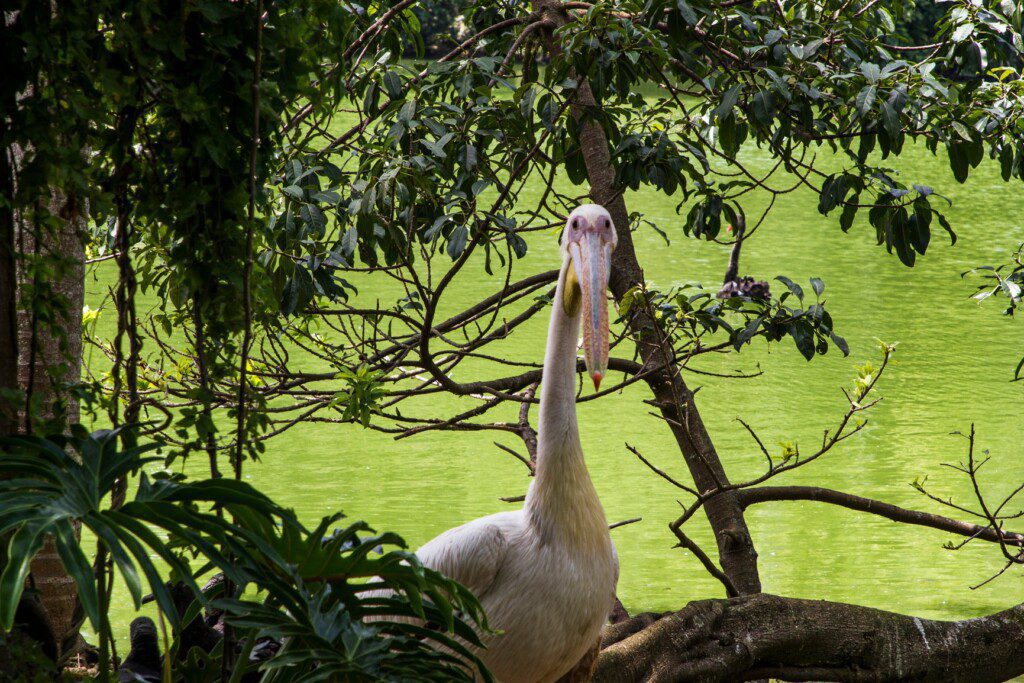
20 210 85 660
14 190 85 431
533 0 761 593
0 148 17 436
594 593 1024 682
10 143 87 659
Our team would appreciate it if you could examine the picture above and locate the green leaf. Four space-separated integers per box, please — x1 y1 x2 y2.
341 227 358 258
714 86 741 120
676 0 698 25
790 324 815 360
447 226 469 260
999 144 1014 181
952 23 975 43
856 85 877 117
802 39 824 59
937 213 958 245
951 121 974 142
752 90 774 123
840 201 858 232
383 70 403 99
506 230 527 258
398 99 417 124
881 101 900 137
947 144 969 183
0 521 48 629
775 275 805 302
310 190 340 204
830 331 850 356
876 7 896 33
53 521 100 628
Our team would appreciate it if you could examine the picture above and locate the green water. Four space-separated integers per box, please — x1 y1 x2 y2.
86 137 1024 643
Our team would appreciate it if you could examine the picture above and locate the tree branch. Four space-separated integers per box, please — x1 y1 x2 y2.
737 485 1024 547
596 594 1024 682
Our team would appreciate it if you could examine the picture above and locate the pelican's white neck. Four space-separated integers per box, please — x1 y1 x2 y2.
525 258 608 548
535 259 582 456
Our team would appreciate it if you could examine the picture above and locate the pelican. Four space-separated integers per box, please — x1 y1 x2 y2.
416 204 619 682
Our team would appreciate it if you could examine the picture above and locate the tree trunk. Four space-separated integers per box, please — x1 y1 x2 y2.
10 143 87 660
533 0 761 593
15 190 85 433
0 148 18 436
595 593 1024 682
20 205 85 661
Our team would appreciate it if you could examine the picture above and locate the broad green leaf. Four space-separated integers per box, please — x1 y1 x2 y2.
856 85 877 117
447 225 469 260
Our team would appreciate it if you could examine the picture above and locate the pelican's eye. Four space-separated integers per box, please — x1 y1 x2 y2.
571 217 580 230
602 217 611 230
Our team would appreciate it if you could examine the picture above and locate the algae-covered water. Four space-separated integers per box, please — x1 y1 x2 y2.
87 133 1024 643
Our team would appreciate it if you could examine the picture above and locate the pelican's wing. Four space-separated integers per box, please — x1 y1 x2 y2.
416 513 514 599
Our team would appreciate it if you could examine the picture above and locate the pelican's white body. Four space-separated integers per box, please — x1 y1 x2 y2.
416 206 619 683
417 506 616 682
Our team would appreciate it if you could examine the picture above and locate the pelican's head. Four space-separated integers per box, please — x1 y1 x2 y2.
560 204 618 391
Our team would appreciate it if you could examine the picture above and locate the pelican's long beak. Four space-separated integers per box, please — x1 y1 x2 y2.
568 231 612 391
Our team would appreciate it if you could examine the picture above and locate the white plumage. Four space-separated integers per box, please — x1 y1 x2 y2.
416 205 620 682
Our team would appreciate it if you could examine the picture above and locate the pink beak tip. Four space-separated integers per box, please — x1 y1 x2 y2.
592 373 603 391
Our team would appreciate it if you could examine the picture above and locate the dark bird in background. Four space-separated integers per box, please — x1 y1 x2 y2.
129 575 280 680
716 214 770 301
117 617 161 683
168 579 222 658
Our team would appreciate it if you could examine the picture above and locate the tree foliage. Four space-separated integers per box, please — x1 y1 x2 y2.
0 428 490 680
184 0 1024 449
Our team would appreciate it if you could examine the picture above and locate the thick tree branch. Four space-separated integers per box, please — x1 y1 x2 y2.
595 594 1024 682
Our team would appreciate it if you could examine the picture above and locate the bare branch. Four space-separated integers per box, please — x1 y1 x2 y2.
738 485 1024 547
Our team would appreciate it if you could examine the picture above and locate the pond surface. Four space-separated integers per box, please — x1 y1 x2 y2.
88 136 1024 644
